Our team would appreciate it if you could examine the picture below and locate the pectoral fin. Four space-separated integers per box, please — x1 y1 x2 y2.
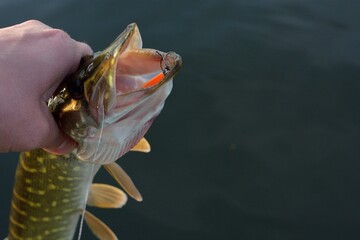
87 183 127 208
130 137 151 153
84 211 118 240
104 162 143 202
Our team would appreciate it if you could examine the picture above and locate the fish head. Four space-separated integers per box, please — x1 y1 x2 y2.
51 23 181 163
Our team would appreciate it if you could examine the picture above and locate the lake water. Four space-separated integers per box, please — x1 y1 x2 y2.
1 0 360 239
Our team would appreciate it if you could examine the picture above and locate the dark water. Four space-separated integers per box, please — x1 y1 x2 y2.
1 0 360 239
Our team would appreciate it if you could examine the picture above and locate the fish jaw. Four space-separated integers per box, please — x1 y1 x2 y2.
84 23 182 117
73 23 182 163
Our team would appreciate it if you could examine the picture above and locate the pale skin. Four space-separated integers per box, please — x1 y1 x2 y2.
0 20 93 154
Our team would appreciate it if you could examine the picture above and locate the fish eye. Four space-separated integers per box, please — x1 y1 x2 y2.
67 78 84 100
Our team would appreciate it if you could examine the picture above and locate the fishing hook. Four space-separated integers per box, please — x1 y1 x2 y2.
156 51 171 75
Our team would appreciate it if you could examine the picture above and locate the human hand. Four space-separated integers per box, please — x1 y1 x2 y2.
0 20 93 154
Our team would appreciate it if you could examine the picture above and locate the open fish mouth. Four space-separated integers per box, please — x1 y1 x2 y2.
114 25 182 93
116 49 181 94
113 26 182 95
82 23 182 116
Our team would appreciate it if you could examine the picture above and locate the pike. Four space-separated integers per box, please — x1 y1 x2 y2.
6 23 181 240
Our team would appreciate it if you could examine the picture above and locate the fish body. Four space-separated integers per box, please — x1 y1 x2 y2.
9 149 99 239
7 23 182 239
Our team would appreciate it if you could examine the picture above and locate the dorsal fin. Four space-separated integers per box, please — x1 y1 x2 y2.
87 183 127 208
130 137 151 153
84 211 118 240
104 162 143 202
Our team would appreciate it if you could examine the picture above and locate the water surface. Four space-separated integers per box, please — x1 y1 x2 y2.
1 0 360 239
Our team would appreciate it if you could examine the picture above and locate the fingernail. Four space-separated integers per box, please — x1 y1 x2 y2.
43 139 76 155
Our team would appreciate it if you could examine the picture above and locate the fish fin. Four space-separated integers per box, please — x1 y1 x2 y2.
130 137 151 153
104 162 143 202
87 183 127 208
84 211 118 240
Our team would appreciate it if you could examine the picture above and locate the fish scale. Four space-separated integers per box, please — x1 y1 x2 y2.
9 150 98 239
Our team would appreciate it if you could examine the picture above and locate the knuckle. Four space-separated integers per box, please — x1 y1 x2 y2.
45 29 74 57
23 20 50 30
46 28 71 44
25 19 43 26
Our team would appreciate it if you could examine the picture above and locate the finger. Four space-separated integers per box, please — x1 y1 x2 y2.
42 41 92 154
68 40 93 73
43 133 77 155
77 41 93 56
42 40 93 104
40 38 92 154
39 104 77 155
